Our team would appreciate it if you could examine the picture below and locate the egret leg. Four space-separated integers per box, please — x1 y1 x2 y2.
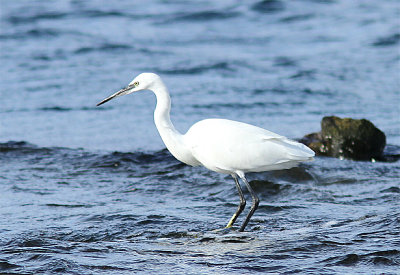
239 175 259 232
225 175 246 228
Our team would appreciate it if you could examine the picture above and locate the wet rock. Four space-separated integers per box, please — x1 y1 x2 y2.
301 116 386 161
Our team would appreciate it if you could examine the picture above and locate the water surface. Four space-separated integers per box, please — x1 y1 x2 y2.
1 0 399 274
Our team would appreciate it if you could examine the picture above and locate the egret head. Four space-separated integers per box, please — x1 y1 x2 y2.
96 73 161 106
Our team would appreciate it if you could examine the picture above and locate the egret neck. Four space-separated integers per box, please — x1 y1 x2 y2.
150 80 199 167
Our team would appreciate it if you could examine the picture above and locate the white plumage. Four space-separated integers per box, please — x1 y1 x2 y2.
97 73 315 232
185 118 314 174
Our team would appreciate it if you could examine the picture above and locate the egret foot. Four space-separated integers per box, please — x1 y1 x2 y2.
212 227 233 234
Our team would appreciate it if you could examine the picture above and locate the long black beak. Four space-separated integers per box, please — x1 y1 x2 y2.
96 84 135 106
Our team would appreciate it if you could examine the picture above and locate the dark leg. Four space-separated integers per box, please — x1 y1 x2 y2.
239 174 259 232
225 175 246 228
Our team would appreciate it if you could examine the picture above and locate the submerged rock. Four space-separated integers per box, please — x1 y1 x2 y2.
301 116 386 161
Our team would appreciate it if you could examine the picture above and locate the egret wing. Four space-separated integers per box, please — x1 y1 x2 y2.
184 118 313 173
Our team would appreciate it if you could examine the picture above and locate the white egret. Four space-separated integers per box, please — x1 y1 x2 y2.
97 73 315 232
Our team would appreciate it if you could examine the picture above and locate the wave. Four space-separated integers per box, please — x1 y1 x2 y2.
160 10 239 24
372 33 400 47
251 0 285 13
192 101 278 110
7 11 67 24
322 249 399 266
156 62 234 75
73 43 133 54
0 141 178 170
1 106 101 114
6 9 131 25
0 28 60 40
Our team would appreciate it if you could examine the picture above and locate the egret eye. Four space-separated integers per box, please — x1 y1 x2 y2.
133 81 139 87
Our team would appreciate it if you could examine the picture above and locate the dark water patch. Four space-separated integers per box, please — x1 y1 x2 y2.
0 28 60 40
74 43 132 54
381 144 400 162
301 87 334 96
367 249 400 258
78 9 126 18
247 180 284 195
11 185 54 196
39 106 103 112
381 186 400 193
195 231 256 243
258 204 306 213
39 106 72 112
273 56 297 67
252 87 292 95
320 240 354 246
157 62 233 75
26 82 63 92
326 253 360 266
311 35 344 43
316 176 358 186
52 227 133 243
0 141 88 173
2 233 66 254
290 69 316 79
161 10 239 23
7 11 68 24
300 0 336 3
251 0 285 13
192 101 278 110
45 203 94 208
323 250 400 267
0 260 21 271
372 33 400 47
83 214 140 223
35 258 82 274
90 149 178 171
231 263 285 273
220 238 249 244
136 216 168 226
24 28 60 38
0 141 49 154
270 166 315 182
1 105 103 114
71 44 164 57
252 87 334 97
280 13 315 23
149 249 186 256
157 230 201 240
356 230 388 240
93 149 182 177
30 50 67 61
6 9 130 26
81 264 131 272
0 141 179 175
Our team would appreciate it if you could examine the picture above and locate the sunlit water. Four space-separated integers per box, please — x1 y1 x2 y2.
1 0 399 274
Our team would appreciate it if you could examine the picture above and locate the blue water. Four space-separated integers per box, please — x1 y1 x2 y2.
1 0 399 274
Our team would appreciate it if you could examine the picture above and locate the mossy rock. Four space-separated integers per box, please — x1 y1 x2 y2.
301 116 386 160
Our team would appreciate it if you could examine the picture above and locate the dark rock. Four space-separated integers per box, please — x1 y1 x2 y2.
301 116 386 161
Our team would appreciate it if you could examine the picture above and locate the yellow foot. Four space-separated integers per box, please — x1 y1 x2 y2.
212 227 232 233
225 215 237 229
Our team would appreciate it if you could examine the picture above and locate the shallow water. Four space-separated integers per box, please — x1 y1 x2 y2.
1 0 400 274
